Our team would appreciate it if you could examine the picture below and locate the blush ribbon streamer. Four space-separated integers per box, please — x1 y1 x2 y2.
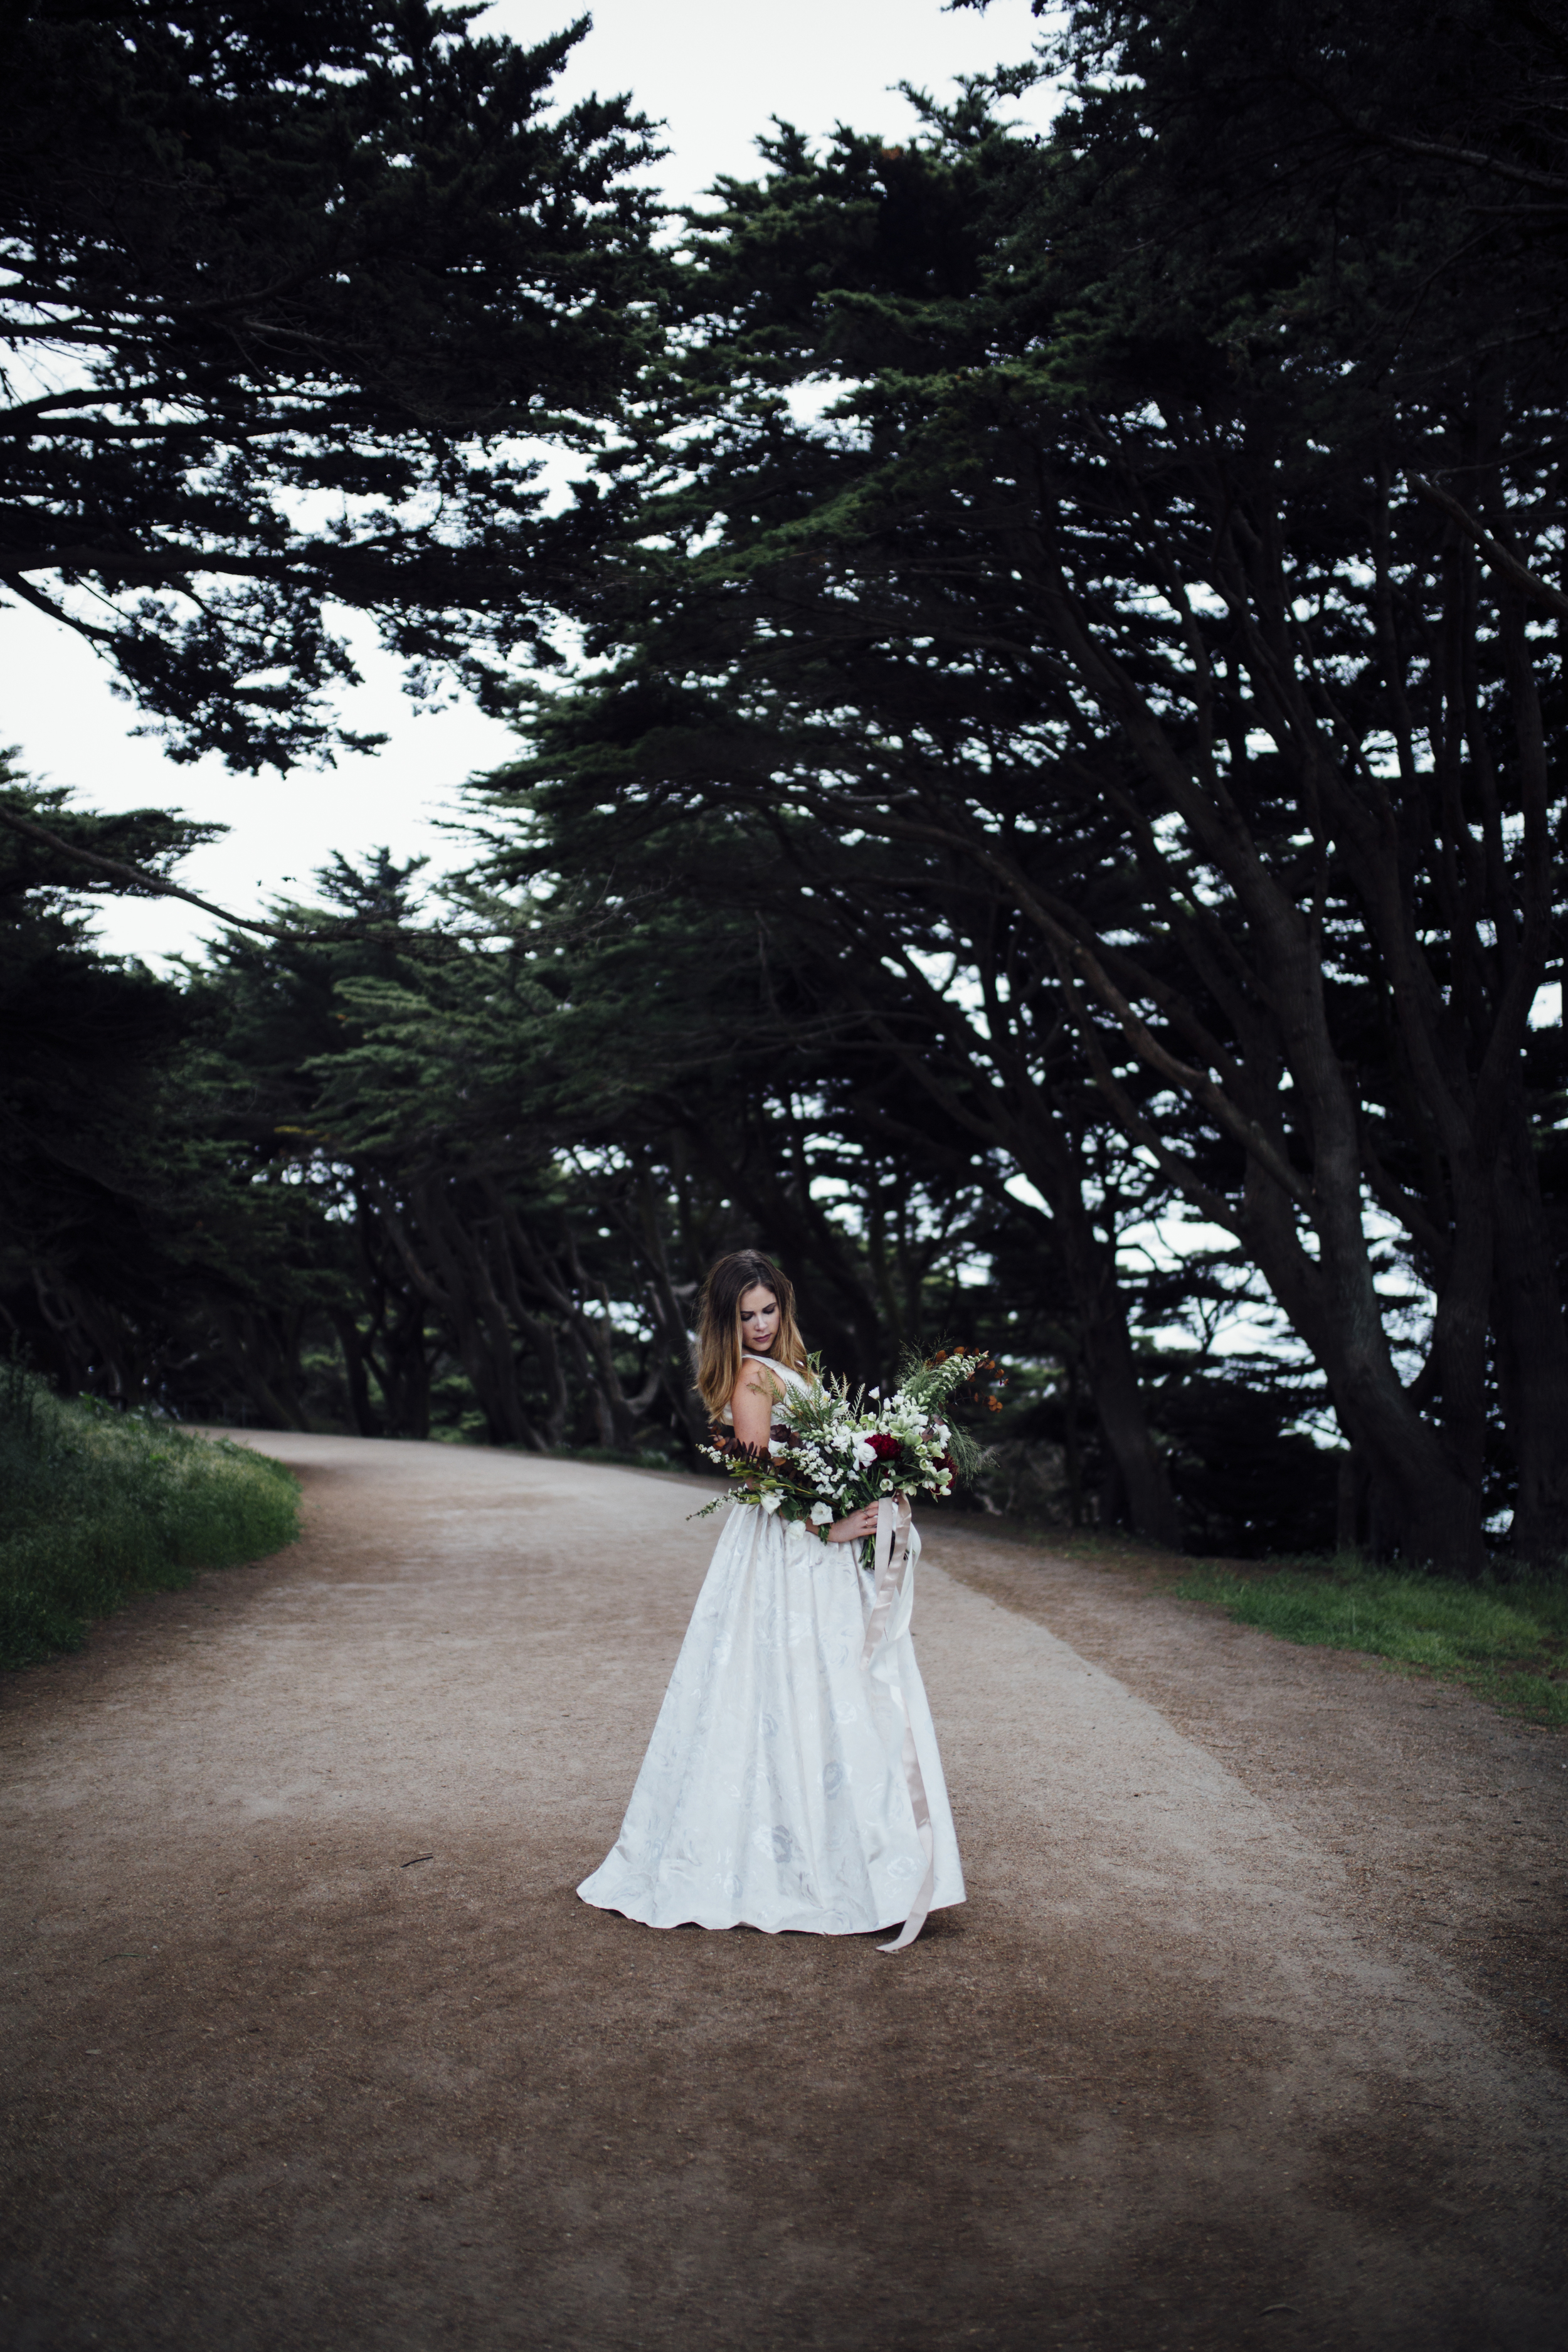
862 1492 935 1954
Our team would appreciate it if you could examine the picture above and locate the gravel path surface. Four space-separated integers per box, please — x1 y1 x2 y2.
3 1433 1564 2351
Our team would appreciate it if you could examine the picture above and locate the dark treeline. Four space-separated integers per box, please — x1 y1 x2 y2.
4 0 1565 1576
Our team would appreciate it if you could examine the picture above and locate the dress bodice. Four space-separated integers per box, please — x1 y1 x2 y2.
718 1354 811 1427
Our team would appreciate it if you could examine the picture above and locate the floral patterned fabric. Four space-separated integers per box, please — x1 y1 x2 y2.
577 1362 965 1936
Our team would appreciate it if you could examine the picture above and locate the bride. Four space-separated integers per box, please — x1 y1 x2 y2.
578 1249 965 1949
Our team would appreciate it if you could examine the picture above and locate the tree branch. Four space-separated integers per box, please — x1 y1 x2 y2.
1409 475 1568 620
0 803 299 937
0 802 519 950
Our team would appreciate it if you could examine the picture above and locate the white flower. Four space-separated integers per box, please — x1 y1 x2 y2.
809 1501 833 1525
851 1436 877 1470
768 1438 786 1456
760 1490 783 1513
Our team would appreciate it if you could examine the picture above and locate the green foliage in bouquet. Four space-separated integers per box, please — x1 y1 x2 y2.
694 1347 996 1557
891 1347 996 1488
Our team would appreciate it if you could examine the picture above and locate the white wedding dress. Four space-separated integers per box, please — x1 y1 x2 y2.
578 1358 965 1942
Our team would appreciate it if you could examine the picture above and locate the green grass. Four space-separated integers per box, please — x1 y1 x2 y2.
0 1364 300 1670
1176 1555 1568 1725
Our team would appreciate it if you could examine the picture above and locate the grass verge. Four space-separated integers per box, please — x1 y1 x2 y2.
1175 1555 1568 1726
0 1365 300 1670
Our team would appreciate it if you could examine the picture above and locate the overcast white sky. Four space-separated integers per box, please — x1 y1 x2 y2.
9 0 1049 963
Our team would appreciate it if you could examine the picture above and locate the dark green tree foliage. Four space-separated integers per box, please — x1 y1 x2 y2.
0 9 1040 1484
0 770 215 1389
477 717 1187 1539
291 843 1023 1449
14 0 1568 1571
124 835 1028 1456
476 0 1568 1574
1 789 397 1423
0 795 1288 1537
169 850 437 1433
0 0 660 766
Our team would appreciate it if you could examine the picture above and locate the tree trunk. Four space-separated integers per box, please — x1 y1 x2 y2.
380 1291 432 1440
1242 1179 1487 1575
386 1184 538 1448
993 1138 1181 1548
1491 1093 1568 1565
631 1167 709 1449
1051 1182 1181 1547
845 968 1182 1548
330 1308 380 1437
216 1311 308 1433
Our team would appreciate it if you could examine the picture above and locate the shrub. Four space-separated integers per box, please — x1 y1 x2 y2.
0 1364 299 1668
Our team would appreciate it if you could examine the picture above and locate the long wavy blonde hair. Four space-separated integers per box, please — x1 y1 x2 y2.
694 1250 812 1421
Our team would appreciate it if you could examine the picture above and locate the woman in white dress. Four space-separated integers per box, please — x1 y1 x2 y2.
578 1250 965 1949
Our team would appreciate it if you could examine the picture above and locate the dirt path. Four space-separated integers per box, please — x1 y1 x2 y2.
3 1434 1564 2352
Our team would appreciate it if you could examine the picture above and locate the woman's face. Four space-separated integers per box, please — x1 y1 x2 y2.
738 1284 780 1354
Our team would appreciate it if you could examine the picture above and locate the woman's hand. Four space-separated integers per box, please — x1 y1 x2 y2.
826 1502 881 1545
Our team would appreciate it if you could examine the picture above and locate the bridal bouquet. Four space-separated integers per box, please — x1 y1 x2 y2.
698 1347 996 1565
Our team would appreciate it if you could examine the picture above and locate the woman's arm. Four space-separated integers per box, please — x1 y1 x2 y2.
729 1372 879 1545
728 1365 780 1453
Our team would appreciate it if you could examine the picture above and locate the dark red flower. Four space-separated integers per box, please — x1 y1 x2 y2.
867 1432 901 1460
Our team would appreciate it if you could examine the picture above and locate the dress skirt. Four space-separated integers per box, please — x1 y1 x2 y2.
578 1501 965 1937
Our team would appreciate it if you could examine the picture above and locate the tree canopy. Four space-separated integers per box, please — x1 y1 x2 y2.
7 0 1567 1577
470 0 1568 1574
1 0 660 766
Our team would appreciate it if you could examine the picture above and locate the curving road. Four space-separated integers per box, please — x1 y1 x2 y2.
2 1433 1564 2350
